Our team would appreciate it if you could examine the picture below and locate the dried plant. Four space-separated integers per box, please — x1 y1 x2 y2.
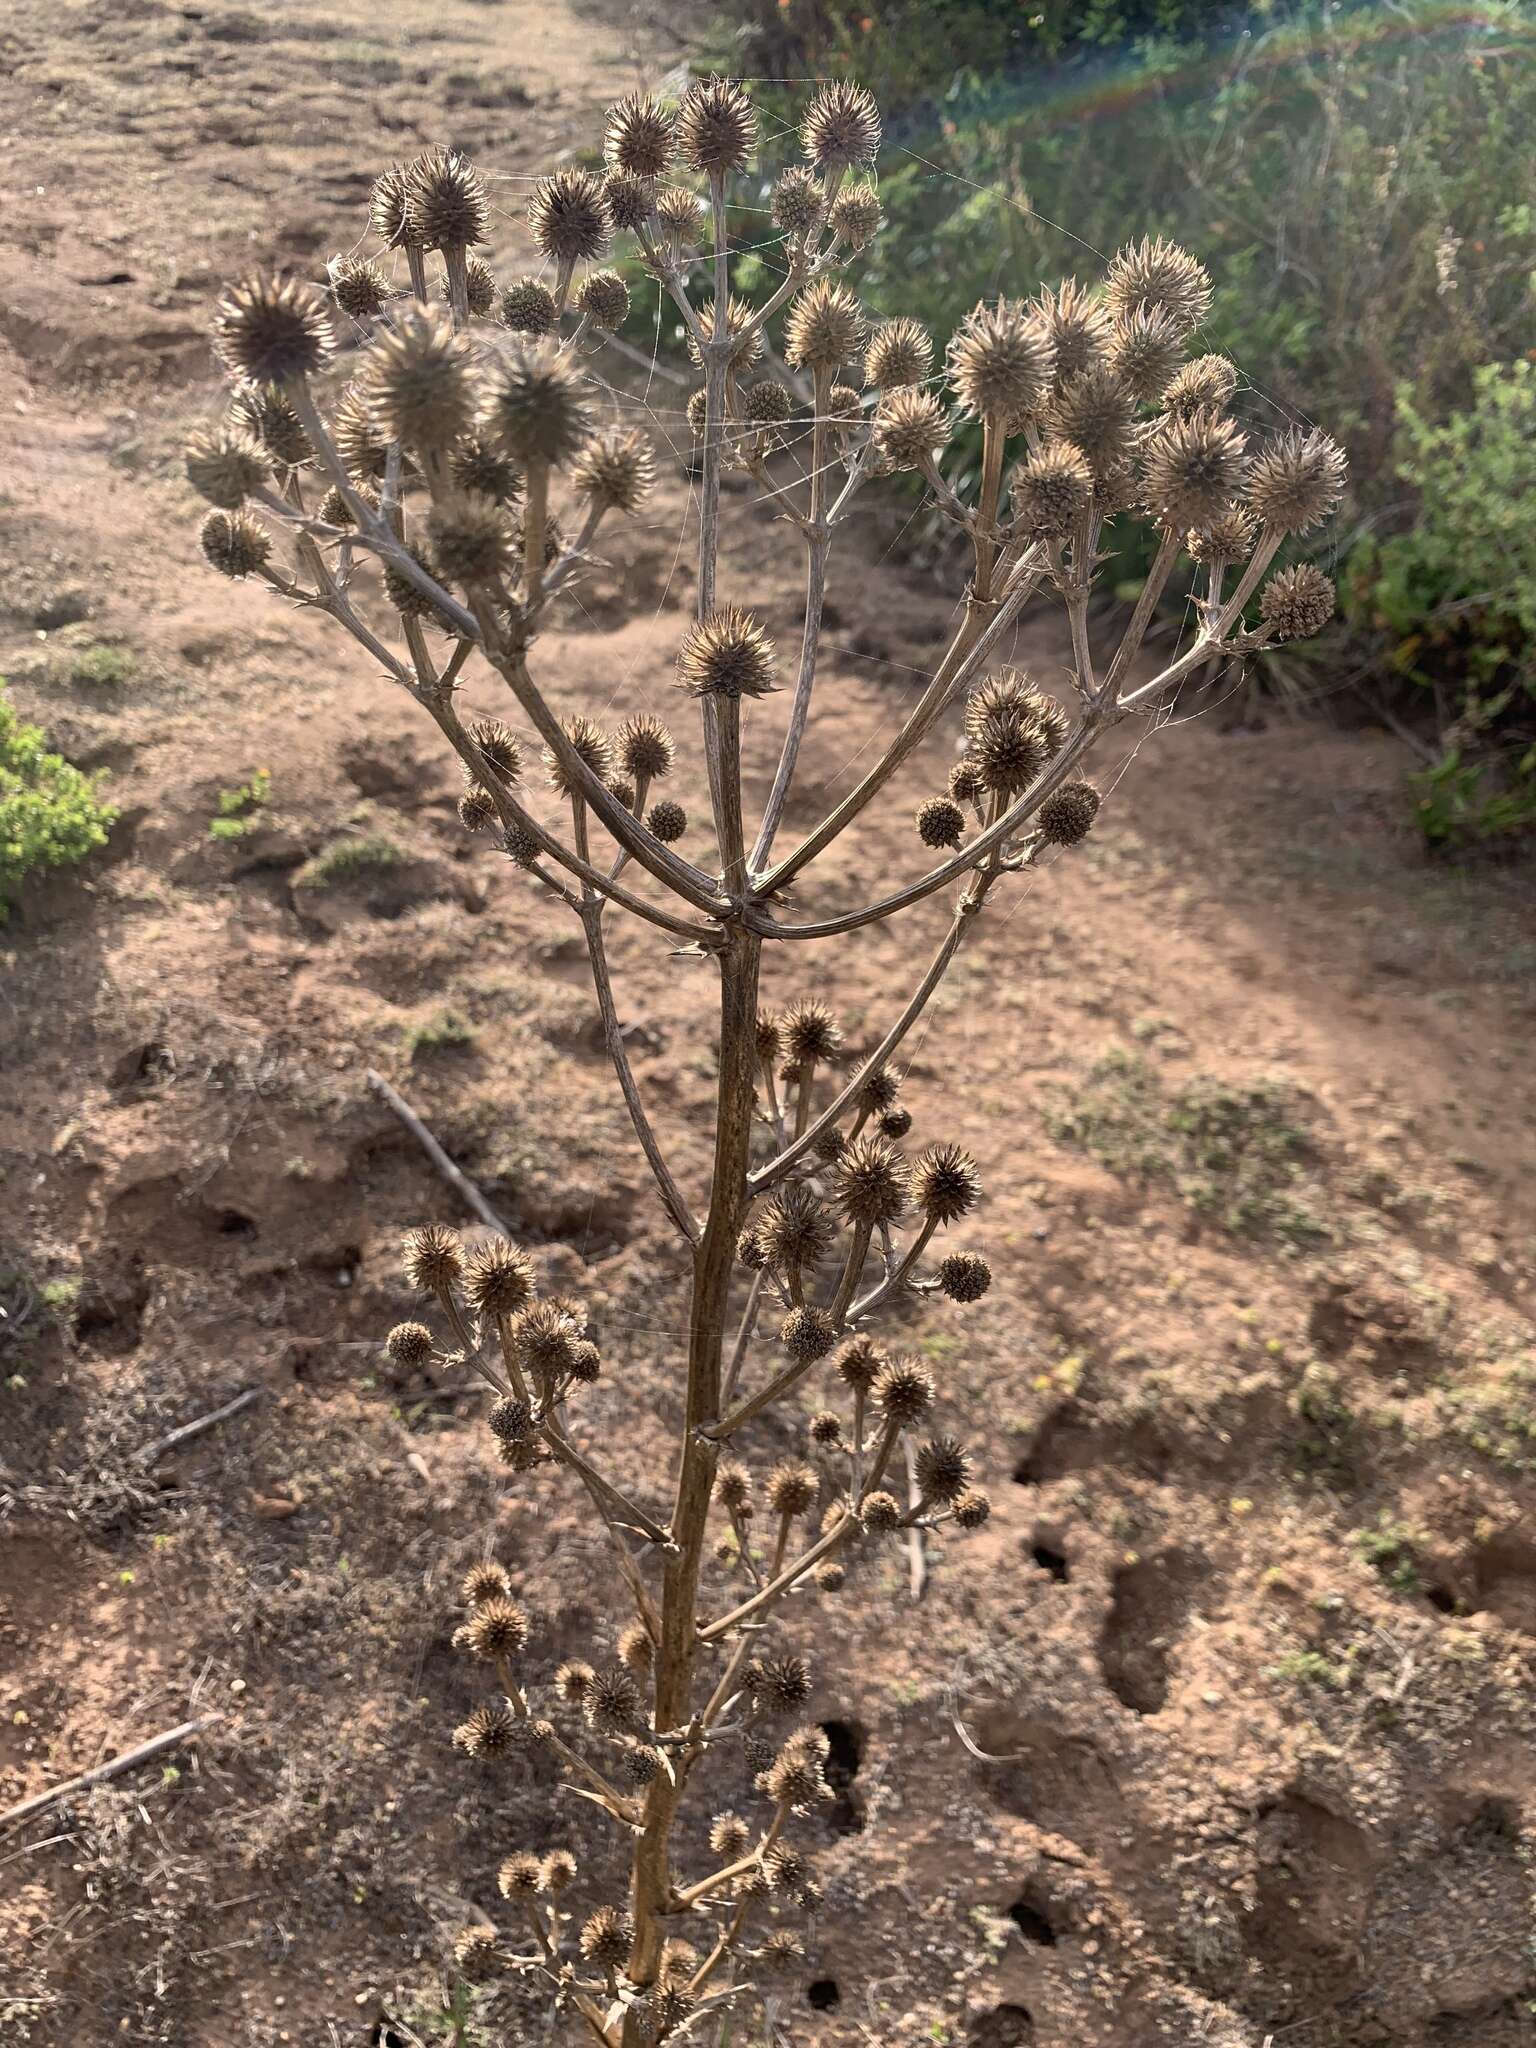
191 73 1343 2045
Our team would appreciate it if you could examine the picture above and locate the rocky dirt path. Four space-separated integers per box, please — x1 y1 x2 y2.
2 4 1534 2046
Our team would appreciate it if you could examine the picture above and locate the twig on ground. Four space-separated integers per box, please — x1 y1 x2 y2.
366 1068 513 1238
1 1717 220 1831
135 1388 262 1466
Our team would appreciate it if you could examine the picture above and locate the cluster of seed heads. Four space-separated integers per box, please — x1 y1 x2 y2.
192 61 1345 2046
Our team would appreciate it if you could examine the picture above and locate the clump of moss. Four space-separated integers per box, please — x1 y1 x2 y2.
294 833 404 888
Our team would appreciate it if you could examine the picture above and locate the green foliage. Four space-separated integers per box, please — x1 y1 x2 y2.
294 832 403 888
405 1008 475 1059
63 642 135 688
1344 363 1536 843
1350 1514 1423 1594
208 767 272 841
0 683 116 919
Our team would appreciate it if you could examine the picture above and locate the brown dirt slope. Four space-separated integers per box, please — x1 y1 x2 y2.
1 4 1534 2046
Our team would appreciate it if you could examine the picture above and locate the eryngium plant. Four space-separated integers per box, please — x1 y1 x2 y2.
192 74 1344 2045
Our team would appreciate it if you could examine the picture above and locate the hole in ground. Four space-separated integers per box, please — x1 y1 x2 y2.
818 1718 865 1834
215 1209 257 1238
969 2004 1034 2047
1031 1541 1070 1583
1007 1880 1060 1946
807 1979 840 2011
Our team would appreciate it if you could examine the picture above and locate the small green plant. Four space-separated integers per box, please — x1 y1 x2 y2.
0 683 116 919
63 642 135 688
1351 1514 1423 1595
1270 1648 1345 1689
293 832 403 888
405 1008 476 1059
208 767 272 840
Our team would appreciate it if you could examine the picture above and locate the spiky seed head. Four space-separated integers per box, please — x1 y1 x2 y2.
766 1460 819 1518
1013 439 1094 540
764 1842 807 1892
686 387 709 438
647 798 687 842
755 1013 782 1064
1260 562 1336 642
764 1928 807 1967
528 168 613 265
745 378 795 427
404 146 489 249
575 268 631 332
514 505 565 570
687 294 764 374
222 387 304 468
749 1652 812 1713
554 1658 596 1705
498 1850 543 1897
801 78 881 168
972 708 1049 798
1034 694 1072 752
872 387 949 472
185 423 271 509
450 439 521 511
953 1488 992 1530
779 1305 838 1364
508 1296 585 1379
1038 779 1101 847
199 508 272 578
737 1227 766 1272
678 75 756 174
468 717 522 783
386 1320 434 1368
364 305 480 452
742 1734 775 1775
949 757 986 805
781 997 841 1066
785 279 866 372
915 1143 982 1224
914 1434 970 1503
937 1249 992 1301
461 1560 513 1608
809 1411 844 1448
1046 366 1138 473
617 1620 654 1673
501 276 558 336
874 1358 935 1424
1245 427 1348 534
429 494 518 586
617 713 674 783
949 300 1053 426
880 1106 913 1139
716 1459 753 1513
568 1338 602 1385
462 1239 535 1319
655 185 706 244
815 1560 846 1593
213 273 332 385
466 1596 530 1661
453 1702 519 1758
965 669 1043 735
756 1186 836 1273
606 91 674 178
541 1849 578 1893
1107 305 1186 403
580 1906 633 1967
1030 279 1113 382
572 426 655 513
489 339 594 469
830 181 882 251
1166 352 1238 417
834 1134 911 1228
463 256 497 318
453 1925 500 1979
1093 461 1140 516
326 382 387 480
678 607 777 699
865 317 933 390
404 1224 463 1294
603 170 652 234
318 483 364 527
858 1067 901 1112
1187 501 1259 566
370 164 412 248
861 1489 902 1534
384 548 455 626
585 1665 641 1731
1105 235 1212 334
772 165 826 234
827 383 862 426
834 1333 888 1392
710 1811 750 1858
623 1744 663 1787
487 1395 534 1446
502 823 543 868
814 1126 848 1162
1142 407 1250 530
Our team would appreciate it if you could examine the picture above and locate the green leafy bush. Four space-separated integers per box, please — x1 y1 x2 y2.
0 684 116 919
1344 364 1536 844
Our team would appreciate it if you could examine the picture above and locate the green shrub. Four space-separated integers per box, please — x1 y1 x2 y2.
1344 363 1536 843
294 832 403 888
0 684 116 919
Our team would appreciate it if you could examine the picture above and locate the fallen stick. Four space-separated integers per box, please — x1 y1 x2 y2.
136 1387 262 1466
366 1068 513 1239
1 1716 219 1831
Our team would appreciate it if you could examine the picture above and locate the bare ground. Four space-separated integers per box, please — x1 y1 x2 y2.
1 4 1534 2046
